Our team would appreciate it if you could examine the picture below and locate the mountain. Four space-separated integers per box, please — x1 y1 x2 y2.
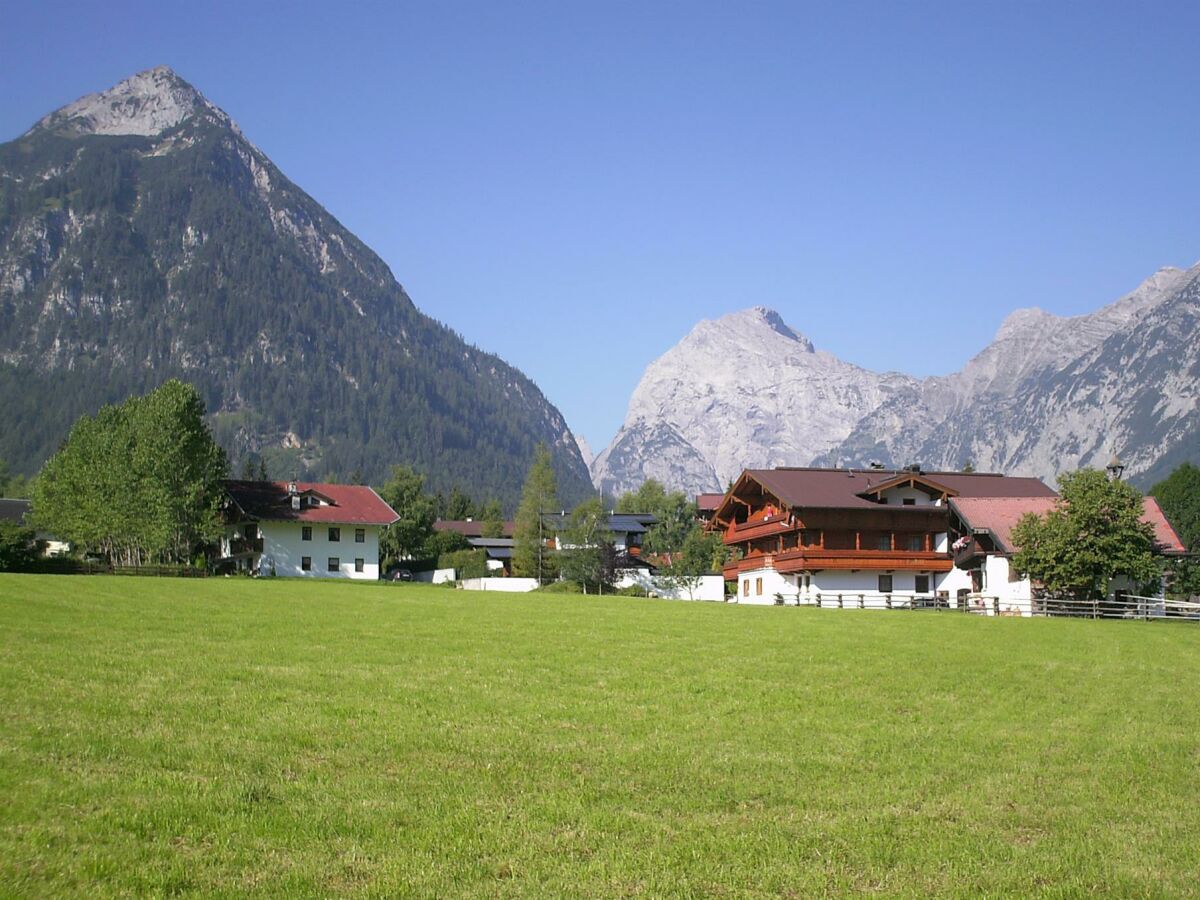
0 67 592 508
593 265 1200 494
591 307 918 496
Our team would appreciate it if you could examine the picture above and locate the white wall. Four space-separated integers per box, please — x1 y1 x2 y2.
258 521 381 580
734 568 798 605
412 568 456 584
460 577 540 592
615 571 726 601
878 486 941 507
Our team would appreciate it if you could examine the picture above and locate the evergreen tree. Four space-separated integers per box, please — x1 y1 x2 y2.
1011 469 1159 604
1150 462 1200 599
444 486 477 521
513 444 558 582
480 499 505 538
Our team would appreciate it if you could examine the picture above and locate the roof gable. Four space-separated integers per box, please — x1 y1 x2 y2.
716 467 1055 519
224 480 399 525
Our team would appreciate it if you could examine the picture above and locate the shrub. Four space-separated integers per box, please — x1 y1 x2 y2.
437 548 488 580
614 585 650 597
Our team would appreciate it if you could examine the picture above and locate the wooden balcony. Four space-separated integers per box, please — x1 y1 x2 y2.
228 536 263 556
952 537 985 568
727 513 792 543
724 546 953 579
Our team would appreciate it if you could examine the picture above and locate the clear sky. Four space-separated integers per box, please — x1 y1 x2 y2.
3 1 1199 454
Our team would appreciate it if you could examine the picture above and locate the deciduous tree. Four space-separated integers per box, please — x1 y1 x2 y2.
558 498 616 593
379 465 436 566
32 380 227 565
1011 469 1159 603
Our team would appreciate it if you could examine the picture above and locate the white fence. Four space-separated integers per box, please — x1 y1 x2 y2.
759 590 1199 621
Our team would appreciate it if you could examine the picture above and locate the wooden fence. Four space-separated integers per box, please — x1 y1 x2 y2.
10 559 208 578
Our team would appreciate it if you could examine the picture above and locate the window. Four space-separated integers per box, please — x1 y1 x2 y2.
877 534 892 551
878 574 893 593
743 579 749 597
903 498 916 506
328 527 340 542
906 534 923 552
755 577 763 596
302 526 312 542
915 574 930 593
355 558 364 573
801 530 820 547
328 557 340 572
301 556 311 571
355 528 365 543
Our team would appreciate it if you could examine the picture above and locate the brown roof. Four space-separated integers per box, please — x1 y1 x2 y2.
950 495 1187 555
434 519 515 538
742 467 1055 512
225 481 399 525
696 493 725 512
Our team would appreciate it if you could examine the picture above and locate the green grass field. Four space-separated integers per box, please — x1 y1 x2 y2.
1 575 1198 897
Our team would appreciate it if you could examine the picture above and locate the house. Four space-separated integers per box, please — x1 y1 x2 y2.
709 466 1055 606
433 518 515 539
221 480 399 579
696 493 724 525
542 512 657 556
948 494 1188 614
0 498 70 557
466 537 515 574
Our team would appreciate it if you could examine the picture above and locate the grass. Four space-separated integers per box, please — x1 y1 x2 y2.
1 575 1199 897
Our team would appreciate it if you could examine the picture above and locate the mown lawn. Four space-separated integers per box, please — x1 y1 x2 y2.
1 575 1198 897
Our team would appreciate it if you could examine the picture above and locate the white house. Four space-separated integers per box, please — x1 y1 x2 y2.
221 480 399 580
711 466 1058 608
947 494 1187 615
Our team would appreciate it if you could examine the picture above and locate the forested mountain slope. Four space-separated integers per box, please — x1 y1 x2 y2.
0 67 591 507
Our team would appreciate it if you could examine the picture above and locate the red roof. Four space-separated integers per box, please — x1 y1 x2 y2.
734 467 1055 513
950 495 1187 555
225 481 399 525
949 496 1057 553
434 519 515 538
696 493 725 512
1141 496 1187 554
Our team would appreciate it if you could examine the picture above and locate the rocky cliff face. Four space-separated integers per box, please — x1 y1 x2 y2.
594 265 1200 494
0 67 592 507
591 306 918 496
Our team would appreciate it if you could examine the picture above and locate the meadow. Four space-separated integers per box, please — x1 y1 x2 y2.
1 575 1198 897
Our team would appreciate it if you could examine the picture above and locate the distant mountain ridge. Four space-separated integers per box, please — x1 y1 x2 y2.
0 67 592 508
593 264 1200 495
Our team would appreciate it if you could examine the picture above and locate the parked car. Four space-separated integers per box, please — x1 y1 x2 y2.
387 568 413 582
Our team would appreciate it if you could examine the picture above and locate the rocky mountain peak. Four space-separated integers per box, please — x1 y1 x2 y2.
28 66 228 138
705 306 815 353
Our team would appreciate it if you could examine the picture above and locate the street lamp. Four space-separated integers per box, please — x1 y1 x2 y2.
1106 452 1125 482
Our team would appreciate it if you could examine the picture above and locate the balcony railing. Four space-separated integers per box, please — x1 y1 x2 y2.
228 536 263 556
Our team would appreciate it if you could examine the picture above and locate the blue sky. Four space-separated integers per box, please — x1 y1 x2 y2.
3 1 1199 454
